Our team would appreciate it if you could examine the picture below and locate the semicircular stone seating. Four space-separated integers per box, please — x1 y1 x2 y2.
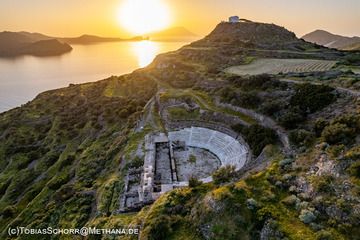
168 127 248 170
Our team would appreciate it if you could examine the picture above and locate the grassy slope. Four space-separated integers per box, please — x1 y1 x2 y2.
0 74 157 237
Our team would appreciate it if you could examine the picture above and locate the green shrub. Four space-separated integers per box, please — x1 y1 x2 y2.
98 180 122 216
290 84 336 113
279 158 295 167
4 169 37 201
299 209 316 224
332 114 360 130
289 129 315 147
246 198 259 210
59 154 75 168
233 124 277 156
12 154 31 170
316 230 335 240
314 118 328 137
148 216 173 240
328 144 345 157
0 179 11 195
281 195 300 207
228 74 286 91
44 151 61 166
47 170 74 190
349 161 360 179
212 165 237 185
260 100 285 116
313 175 335 193
59 193 94 228
188 154 197 163
279 107 306 129
221 88 260 109
342 53 360 66
127 156 144 169
189 176 202 188
1 205 17 218
321 123 355 144
256 205 279 222
221 87 237 102
168 107 199 120
235 92 260 108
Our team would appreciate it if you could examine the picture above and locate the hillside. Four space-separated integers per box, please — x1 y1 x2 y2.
0 20 360 240
302 30 360 50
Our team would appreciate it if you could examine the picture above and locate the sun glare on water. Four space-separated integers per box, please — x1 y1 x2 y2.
132 40 159 67
118 0 171 35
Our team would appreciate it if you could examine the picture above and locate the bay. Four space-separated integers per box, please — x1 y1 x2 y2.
0 40 189 112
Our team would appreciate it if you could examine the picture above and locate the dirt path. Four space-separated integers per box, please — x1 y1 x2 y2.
135 96 159 132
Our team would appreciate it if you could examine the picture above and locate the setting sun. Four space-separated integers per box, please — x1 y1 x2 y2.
118 0 171 35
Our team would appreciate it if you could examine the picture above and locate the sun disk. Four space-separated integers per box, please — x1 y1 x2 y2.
118 0 171 35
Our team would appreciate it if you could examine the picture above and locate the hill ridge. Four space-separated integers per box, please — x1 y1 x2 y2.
302 29 360 50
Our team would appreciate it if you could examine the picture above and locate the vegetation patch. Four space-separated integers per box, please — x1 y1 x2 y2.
168 106 200 120
290 83 336 113
232 124 278 156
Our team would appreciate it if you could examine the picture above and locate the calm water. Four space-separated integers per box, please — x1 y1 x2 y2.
0 40 189 113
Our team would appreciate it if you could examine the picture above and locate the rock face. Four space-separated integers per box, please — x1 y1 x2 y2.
199 21 301 49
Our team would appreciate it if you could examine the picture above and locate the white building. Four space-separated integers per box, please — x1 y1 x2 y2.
229 16 240 23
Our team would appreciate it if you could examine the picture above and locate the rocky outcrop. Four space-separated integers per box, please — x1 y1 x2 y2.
196 21 303 50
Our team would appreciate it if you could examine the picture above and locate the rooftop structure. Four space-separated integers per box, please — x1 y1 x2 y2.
229 16 240 23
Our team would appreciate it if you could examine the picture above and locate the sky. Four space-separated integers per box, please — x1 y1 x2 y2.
0 0 359 38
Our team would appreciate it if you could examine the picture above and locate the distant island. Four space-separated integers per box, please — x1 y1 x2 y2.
0 31 147 57
0 27 197 57
0 31 72 57
146 26 198 41
59 34 145 45
302 29 360 50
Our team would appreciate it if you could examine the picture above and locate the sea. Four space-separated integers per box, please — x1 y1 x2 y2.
0 40 190 112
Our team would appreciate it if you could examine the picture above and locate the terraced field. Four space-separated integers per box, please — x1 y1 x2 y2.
225 58 337 75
